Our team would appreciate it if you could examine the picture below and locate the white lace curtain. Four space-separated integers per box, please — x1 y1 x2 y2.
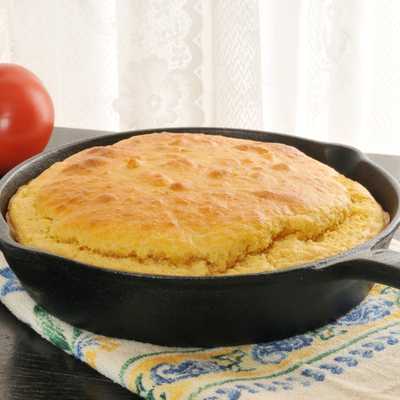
0 0 399 154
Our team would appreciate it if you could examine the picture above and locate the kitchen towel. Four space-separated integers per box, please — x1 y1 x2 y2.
1 241 400 400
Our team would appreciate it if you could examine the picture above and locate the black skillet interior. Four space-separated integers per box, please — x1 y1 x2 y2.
0 127 400 347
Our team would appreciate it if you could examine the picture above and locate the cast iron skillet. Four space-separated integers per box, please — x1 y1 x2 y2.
1 127 400 347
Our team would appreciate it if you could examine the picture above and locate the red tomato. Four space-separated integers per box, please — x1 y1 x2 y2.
0 64 54 175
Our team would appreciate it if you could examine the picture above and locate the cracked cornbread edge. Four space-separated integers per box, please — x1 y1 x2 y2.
6 197 388 276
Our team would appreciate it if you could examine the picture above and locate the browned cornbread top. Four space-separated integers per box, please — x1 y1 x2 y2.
8 133 388 275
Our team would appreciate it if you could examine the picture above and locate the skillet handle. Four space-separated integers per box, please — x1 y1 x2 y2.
327 249 400 289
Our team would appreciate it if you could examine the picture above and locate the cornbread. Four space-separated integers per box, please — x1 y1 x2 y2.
8 133 388 276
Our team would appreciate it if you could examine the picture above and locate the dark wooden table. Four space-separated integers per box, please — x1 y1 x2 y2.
0 127 399 400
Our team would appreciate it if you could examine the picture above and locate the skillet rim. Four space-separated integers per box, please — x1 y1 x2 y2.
0 126 399 283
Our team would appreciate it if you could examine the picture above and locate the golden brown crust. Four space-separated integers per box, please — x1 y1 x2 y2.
8 133 388 275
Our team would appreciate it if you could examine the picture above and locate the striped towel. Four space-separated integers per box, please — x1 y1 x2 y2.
1 240 400 400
